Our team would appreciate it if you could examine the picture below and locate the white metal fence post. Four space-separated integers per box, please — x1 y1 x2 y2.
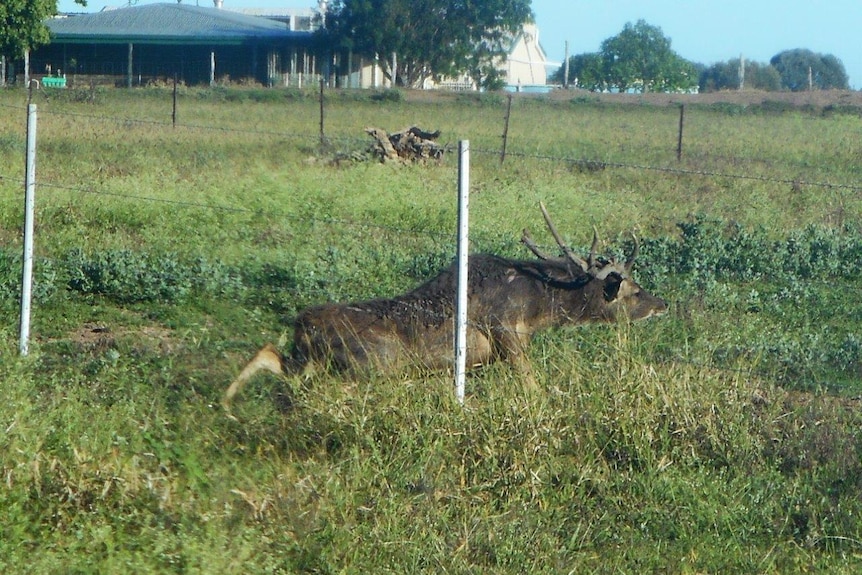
19 101 38 356
454 140 470 404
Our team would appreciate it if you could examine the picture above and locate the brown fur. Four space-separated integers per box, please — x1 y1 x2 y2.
223 252 667 407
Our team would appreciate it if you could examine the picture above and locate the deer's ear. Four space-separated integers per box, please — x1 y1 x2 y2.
602 272 623 302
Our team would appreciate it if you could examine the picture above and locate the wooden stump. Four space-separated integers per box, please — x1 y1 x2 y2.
365 126 444 163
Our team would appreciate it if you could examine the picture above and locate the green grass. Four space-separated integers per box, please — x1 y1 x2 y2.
1 86 861 573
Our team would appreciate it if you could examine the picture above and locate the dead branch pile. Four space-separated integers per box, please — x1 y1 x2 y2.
365 126 445 163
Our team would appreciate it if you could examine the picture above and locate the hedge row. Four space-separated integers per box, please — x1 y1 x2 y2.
1 217 860 308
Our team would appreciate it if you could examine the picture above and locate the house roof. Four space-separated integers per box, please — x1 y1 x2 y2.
232 7 317 19
47 3 308 45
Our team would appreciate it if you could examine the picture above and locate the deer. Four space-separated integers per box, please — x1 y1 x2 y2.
222 203 667 407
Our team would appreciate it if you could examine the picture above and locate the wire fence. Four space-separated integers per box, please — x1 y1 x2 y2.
3 90 861 179
2 88 861 389
1 93 859 247
1 92 860 252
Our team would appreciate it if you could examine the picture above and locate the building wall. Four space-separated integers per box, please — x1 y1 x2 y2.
422 23 549 91
30 41 319 87
504 23 548 87
26 12 546 90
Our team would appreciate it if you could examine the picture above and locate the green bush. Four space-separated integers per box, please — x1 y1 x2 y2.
644 215 862 286
369 89 404 103
0 250 59 305
65 248 191 303
62 249 244 304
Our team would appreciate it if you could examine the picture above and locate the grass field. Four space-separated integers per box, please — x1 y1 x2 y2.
1 85 861 573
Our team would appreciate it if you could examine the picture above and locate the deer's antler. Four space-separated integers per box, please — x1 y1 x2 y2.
539 202 590 272
521 229 552 260
624 232 639 274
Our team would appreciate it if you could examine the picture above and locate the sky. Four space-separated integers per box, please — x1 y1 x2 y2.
529 0 862 89
56 0 862 89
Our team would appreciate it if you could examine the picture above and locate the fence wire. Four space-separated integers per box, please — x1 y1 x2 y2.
2 96 860 257
1 94 860 386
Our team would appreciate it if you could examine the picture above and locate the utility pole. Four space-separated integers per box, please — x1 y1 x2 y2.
563 41 570 88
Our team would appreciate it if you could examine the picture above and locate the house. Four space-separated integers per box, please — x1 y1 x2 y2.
430 22 550 92
229 6 318 32
502 23 549 89
21 3 548 91
29 3 318 87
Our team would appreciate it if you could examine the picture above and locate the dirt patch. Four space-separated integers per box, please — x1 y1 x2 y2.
69 322 177 356
404 87 862 110
548 88 862 109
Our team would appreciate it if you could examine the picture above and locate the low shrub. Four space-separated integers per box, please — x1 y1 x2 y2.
62 249 243 304
0 249 59 305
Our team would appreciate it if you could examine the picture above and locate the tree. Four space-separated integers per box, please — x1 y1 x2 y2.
0 0 86 60
549 52 606 91
318 0 532 89
699 58 781 92
770 49 849 91
552 21 696 93
600 20 697 93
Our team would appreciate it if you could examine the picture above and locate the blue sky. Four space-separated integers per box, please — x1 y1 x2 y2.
57 0 862 89
529 0 861 89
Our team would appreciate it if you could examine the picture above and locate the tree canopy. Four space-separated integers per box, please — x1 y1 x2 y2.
556 52 606 91
552 20 697 93
770 49 849 91
318 0 533 89
601 20 697 93
699 58 781 92
1 0 86 60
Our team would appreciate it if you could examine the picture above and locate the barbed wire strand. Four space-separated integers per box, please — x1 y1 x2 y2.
1 99 859 387
3 108 859 193
14 248 849 388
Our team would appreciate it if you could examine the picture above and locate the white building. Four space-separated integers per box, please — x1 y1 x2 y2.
502 23 549 88
232 4 550 91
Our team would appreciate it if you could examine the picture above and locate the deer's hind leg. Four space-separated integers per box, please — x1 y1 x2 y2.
491 325 539 392
222 343 286 408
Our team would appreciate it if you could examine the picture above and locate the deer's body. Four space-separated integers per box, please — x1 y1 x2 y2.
223 205 667 406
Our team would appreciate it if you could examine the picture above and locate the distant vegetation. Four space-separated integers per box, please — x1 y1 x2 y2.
551 20 849 93
550 20 698 93
699 58 782 92
700 49 850 92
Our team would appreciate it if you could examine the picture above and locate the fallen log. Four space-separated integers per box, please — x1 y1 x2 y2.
365 126 445 163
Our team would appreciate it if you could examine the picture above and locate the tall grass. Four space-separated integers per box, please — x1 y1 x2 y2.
0 86 861 572
2 326 860 573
